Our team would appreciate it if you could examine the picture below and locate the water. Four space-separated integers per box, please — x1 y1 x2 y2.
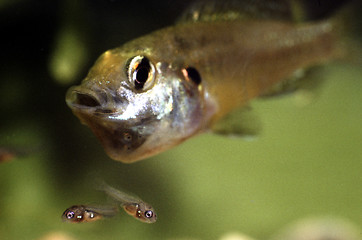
0 1 361 239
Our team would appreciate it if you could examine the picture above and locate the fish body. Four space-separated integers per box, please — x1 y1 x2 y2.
99 183 157 223
66 1 349 163
62 205 118 223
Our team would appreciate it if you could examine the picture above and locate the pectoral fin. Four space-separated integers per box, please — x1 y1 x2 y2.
211 106 261 140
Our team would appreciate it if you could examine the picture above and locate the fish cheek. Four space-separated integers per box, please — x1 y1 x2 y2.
113 127 147 152
95 124 148 161
73 211 85 223
80 116 149 160
123 204 141 219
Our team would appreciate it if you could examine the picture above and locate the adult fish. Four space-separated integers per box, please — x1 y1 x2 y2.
66 0 359 163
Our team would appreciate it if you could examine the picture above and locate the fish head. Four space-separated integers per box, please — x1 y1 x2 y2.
137 202 157 224
66 47 208 163
123 202 157 223
62 205 86 223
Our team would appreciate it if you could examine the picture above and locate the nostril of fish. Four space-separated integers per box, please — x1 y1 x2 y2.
75 93 101 107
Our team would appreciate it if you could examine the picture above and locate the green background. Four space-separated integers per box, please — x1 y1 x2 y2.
0 0 360 239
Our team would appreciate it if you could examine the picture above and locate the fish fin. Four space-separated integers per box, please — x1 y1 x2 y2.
331 0 362 66
260 65 327 101
292 0 362 65
261 1 362 102
177 0 296 24
95 180 141 204
85 205 119 218
211 106 261 140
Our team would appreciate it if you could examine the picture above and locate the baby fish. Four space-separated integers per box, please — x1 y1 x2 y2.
62 205 118 223
66 1 358 163
99 183 157 223
0 146 37 163
0 148 16 163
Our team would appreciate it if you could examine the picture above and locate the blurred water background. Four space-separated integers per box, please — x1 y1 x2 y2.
0 0 361 239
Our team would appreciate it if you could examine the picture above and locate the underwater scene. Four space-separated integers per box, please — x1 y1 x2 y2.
0 0 361 239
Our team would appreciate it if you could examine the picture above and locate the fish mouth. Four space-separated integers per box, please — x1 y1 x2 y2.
70 92 101 108
66 87 152 163
65 86 162 163
66 87 103 110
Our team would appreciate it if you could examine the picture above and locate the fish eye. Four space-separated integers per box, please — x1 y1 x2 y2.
127 55 155 91
144 210 153 218
66 211 75 219
182 67 201 85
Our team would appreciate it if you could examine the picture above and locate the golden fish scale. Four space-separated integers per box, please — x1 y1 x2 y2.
119 20 338 125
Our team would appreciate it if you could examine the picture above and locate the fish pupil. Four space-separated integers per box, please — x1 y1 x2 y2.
66 211 75 219
145 210 153 218
134 57 151 90
185 67 201 85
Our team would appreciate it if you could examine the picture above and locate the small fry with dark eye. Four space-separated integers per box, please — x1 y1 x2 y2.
98 182 157 223
0 146 37 163
62 205 118 223
0 148 15 163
